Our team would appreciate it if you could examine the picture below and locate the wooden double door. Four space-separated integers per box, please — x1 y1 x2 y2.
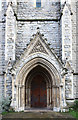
31 74 47 108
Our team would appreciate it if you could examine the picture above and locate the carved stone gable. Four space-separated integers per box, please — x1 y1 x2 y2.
29 40 48 55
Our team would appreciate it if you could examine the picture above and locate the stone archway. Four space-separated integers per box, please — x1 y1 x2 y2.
15 57 62 111
25 65 59 109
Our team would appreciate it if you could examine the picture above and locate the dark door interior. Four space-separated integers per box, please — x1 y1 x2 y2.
31 74 47 108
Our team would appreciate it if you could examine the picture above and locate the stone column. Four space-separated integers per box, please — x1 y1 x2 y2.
62 3 72 61
60 76 66 111
60 84 63 111
47 85 49 107
57 87 60 108
29 86 31 108
19 85 21 108
55 87 57 107
26 86 28 107
4 73 7 97
22 85 25 110
51 86 53 107
52 87 54 108
5 2 16 97
53 87 55 108
16 85 19 109
26 85 29 108
5 2 16 61
49 87 50 106
50 86 52 107
11 74 15 106
4 59 13 97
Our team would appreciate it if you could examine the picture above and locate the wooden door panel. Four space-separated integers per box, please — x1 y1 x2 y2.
31 74 47 107
40 80 47 107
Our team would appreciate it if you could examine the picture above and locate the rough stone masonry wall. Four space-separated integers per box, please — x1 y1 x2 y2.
0 10 3 101
16 0 61 59
0 1 6 99
17 0 60 20
76 1 78 99
71 0 78 99
16 21 61 59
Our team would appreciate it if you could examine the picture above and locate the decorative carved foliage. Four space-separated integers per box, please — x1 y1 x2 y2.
29 40 48 55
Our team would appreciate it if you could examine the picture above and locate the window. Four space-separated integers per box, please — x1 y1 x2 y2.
36 0 41 8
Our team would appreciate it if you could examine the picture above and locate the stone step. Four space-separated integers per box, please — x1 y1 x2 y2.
2 112 76 120
2 118 76 120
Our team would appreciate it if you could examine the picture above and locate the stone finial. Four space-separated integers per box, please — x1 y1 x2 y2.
8 58 12 66
65 59 74 73
37 27 40 34
7 0 16 6
62 1 72 15
7 58 13 72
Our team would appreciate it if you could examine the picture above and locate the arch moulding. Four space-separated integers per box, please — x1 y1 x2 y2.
12 55 66 111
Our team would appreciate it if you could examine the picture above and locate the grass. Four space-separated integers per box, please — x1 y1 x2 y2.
2 110 24 115
2 110 15 115
69 110 78 120
2 111 9 115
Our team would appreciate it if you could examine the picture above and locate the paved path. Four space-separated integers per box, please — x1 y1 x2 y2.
2 111 76 120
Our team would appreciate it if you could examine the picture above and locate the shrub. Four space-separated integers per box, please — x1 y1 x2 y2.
72 100 78 111
0 96 11 113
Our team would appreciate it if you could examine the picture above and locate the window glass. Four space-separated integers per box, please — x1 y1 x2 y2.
36 0 41 8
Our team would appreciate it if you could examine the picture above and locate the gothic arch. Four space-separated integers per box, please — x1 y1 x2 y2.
25 65 52 108
15 57 61 110
16 58 61 88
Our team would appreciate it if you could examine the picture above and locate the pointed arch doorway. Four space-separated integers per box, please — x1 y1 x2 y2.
31 74 47 108
25 65 53 109
24 62 61 110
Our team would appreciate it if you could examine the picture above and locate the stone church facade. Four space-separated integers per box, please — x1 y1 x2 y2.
0 0 78 111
